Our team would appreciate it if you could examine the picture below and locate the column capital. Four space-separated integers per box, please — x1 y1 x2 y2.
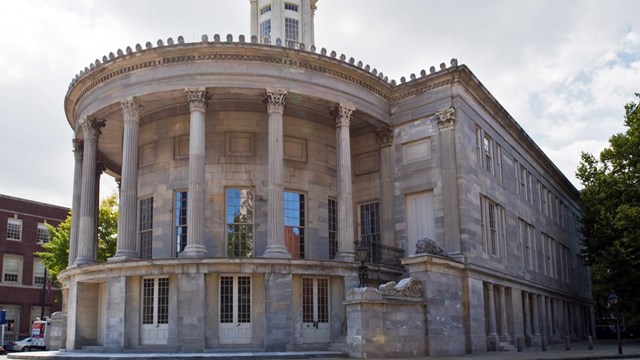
81 116 106 140
435 106 455 131
265 88 288 114
72 139 83 154
96 162 106 176
375 126 394 148
333 103 355 128
121 96 144 123
185 88 208 113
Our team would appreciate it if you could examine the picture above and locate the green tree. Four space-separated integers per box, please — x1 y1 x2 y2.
576 93 640 324
36 193 120 285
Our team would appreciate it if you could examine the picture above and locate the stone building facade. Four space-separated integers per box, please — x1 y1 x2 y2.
0 194 67 341
57 0 592 357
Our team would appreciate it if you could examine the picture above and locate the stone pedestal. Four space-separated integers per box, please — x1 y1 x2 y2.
104 276 127 352
177 273 206 352
264 272 293 351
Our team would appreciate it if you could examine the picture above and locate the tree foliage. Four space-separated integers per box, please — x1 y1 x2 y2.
576 93 640 322
36 193 119 285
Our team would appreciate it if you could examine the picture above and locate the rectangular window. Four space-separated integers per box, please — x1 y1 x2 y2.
260 19 271 42
359 201 381 262
284 191 305 259
284 18 299 44
483 133 494 174
175 191 188 255
33 258 45 286
284 3 299 11
142 277 169 325
37 223 49 244
139 197 153 259
2 254 22 283
519 219 535 270
328 198 338 259
520 165 528 201
7 218 21 241
260 4 271 14
481 196 505 257
226 188 254 257
496 144 503 181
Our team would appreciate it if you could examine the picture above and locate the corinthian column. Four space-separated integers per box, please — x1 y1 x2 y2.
334 104 355 262
436 106 461 255
263 88 291 258
181 88 209 258
376 126 395 249
68 139 83 267
112 97 143 261
74 116 105 266
249 0 258 40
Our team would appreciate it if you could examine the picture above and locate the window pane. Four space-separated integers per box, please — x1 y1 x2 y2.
139 197 153 259
226 189 254 257
7 219 21 241
328 198 337 259
37 224 49 244
175 191 188 255
284 192 305 258
360 202 381 262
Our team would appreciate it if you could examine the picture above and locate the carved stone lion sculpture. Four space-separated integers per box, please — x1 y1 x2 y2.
415 238 451 258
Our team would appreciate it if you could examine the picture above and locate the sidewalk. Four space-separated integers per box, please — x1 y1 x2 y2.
4 340 640 360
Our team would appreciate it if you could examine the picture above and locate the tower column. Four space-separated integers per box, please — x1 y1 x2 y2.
376 126 395 249
181 88 209 258
112 97 143 260
68 139 83 267
263 88 291 258
523 291 532 344
498 286 510 342
486 283 498 350
301 0 312 46
74 116 105 266
334 104 355 262
249 0 258 39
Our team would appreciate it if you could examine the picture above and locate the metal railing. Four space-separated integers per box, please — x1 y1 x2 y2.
355 240 405 269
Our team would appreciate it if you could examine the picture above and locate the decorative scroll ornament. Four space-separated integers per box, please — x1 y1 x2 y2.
375 126 394 148
334 103 355 128
378 277 423 298
185 88 208 113
121 96 144 123
435 106 455 131
264 88 288 114
81 116 106 140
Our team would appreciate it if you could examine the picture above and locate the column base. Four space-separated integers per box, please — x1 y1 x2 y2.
487 334 498 351
179 244 209 258
72 257 96 266
109 250 139 262
531 334 541 346
499 333 511 343
263 245 292 258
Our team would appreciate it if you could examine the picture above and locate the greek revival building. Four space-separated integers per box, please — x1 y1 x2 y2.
57 0 592 357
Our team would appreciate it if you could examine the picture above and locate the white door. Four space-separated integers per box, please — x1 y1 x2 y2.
219 275 252 344
141 277 169 345
406 191 435 255
302 277 330 343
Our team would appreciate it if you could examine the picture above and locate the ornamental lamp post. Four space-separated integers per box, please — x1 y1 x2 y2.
608 292 622 355
355 240 369 288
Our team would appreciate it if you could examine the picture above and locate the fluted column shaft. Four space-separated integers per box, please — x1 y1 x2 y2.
75 116 105 266
546 297 553 337
376 127 395 249
523 292 531 337
181 88 209 258
249 0 258 39
263 89 291 258
301 0 312 46
487 283 497 336
112 97 143 260
540 295 548 344
532 294 540 336
436 107 461 253
335 104 355 262
498 286 510 341
68 139 83 267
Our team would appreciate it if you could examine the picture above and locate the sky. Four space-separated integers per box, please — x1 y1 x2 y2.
0 0 639 208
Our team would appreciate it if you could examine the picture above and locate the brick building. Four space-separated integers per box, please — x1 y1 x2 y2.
0 194 68 340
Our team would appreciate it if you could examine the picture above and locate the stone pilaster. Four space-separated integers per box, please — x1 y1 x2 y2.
69 139 83 267
498 286 510 342
376 126 395 249
112 97 143 261
181 88 209 258
436 106 462 255
523 291 532 345
263 88 291 258
74 116 105 266
540 295 548 346
486 283 498 350
532 294 540 337
334 104 355 262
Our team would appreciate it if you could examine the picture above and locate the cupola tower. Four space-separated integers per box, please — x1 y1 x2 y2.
249 0 317 47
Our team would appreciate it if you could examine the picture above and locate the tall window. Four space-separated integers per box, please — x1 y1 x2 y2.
139 197 153 259
359 201 381 261
142 277 169 325
328 198 338 259
175 191 187 255
481 196 505 257
2 254 22 283
519 219 535 270
284 192 305 258
7 218 21 241
260 19 271 42
226 189 254 257
483 133 494 173
37 223 49 244
284 18 299 45
33 258 45 286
